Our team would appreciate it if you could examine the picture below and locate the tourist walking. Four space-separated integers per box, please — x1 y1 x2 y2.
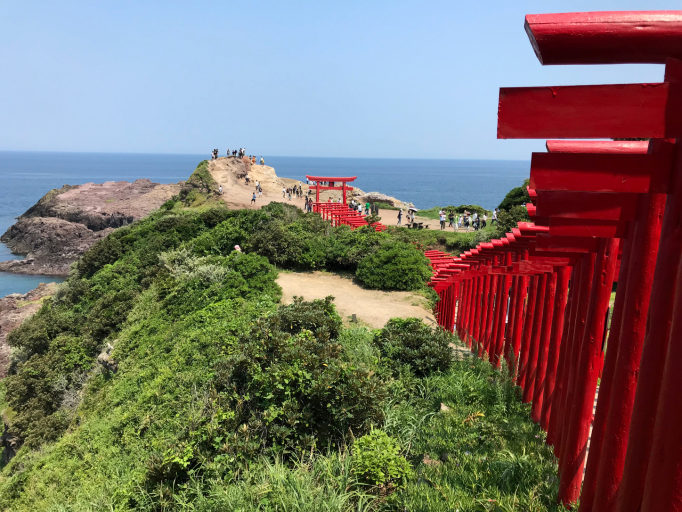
439 210 446 230
218 185 223 195
251 192 256 206
397 209 403 226
482 214 487 228
492 208 498 225
448 211 454 228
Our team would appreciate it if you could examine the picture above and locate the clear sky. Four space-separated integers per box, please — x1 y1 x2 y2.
0 1 678 159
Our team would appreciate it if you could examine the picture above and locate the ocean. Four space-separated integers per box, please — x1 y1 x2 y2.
0 151 529 296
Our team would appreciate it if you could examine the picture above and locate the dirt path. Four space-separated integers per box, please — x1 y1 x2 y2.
277 271 436 329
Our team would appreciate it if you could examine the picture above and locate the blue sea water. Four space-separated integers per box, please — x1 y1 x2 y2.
0 151 529 296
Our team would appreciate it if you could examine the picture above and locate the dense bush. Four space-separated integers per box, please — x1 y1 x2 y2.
495 204 531 238
498 178 530 210
355 242 432 291
352 429 412 491
374 318 454 377
209 297 386 458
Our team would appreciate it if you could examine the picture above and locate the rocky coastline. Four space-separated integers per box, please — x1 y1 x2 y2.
0 179 182 276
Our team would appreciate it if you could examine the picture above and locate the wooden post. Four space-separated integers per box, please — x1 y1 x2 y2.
616 145 682 512
547 262 578 449
556 254 594 462
541 265 571 430
523 273 547 403
518 275 540 388
558 238 619 506
579 226 634 512
503 275 519 364
532 270 557 422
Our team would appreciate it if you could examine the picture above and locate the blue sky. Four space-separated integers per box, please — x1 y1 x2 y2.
0 1 677 159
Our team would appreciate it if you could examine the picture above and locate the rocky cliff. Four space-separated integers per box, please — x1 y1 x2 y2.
0 179 181 276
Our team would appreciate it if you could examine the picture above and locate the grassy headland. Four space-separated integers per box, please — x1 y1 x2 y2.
0 170 561 511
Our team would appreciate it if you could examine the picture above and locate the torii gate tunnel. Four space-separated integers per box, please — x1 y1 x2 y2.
306 175 357 204
429 11 682 511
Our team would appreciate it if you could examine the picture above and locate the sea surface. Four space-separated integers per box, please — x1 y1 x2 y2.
0 151 529 296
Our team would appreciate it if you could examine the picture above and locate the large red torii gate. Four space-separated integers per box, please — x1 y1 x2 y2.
306 175 357 204
428 9 682 512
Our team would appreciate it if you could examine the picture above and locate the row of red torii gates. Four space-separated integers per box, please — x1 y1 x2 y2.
429 11 682 511
306 175 387 232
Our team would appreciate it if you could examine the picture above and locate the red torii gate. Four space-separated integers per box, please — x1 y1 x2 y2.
429 10 682 512
306 175 357 204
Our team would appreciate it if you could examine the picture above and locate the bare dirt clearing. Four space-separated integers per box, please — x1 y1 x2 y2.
277 271 436 329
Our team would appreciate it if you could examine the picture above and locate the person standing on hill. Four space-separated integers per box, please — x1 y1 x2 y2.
482 214 487 228
261 157 264 165
492 208 498 225
439 211 446 230
448 211 455 228
397 209 403 226
251 192 257 206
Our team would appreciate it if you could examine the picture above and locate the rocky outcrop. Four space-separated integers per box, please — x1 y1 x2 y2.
0 282 58 378
350 191 414 210
0 179 182 276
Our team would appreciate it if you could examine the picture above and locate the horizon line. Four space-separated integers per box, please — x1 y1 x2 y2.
0 149 531 163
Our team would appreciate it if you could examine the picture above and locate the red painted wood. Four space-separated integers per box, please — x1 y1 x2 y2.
536 191 639 220
494 256 513 367
472 276 483 344
622 148 682 512
524 11 682 65
518 275 540 389
549 218 628 238
589 193 665 512
524 273 548 404
535 235 599 253
484 273 499 356
503 275 519 364
532 270 558 422
558 255 595 463
497 83 682 139
546 140 650 154
305 175 357 182
559 238 619 505
580 229 634 512
541 265 572 431
550 258 582 454
490 273 505 364
530 152 673 194
640 262 682 511
511 275 529 377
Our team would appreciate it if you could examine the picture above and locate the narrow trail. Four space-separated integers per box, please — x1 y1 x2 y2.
277 271 436 329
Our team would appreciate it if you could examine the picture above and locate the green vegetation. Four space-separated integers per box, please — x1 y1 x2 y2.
356 242 432 291
374 318 453 377
371 201 400 210
498 178 530 211
0 163 565 510
419 204 490 220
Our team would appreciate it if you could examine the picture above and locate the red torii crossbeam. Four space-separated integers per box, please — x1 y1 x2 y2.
306 175 357 204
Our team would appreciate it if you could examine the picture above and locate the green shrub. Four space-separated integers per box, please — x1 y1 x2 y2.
498 178 530 210
495 204 531 238
210 298 386 458
355 242 431 291
374 318 454 377
352 429 412 490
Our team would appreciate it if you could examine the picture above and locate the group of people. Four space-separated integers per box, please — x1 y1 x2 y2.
210 148 265 166
435 208 499 231
282 184 305 200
